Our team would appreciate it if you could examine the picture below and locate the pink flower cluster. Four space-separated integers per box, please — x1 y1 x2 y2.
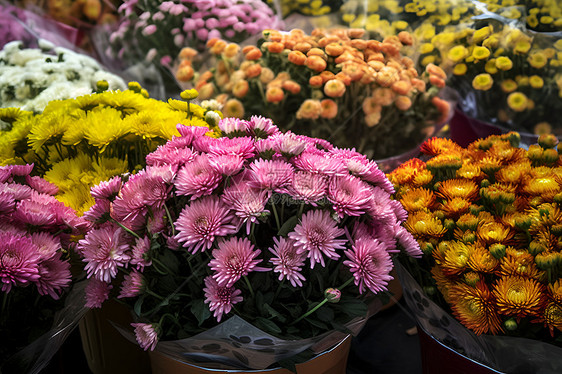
0 164 86 299
107 0 282 69
79 116 421 350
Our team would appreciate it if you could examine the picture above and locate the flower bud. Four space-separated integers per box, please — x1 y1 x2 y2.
180 89 199 100
538 134 559 149
551 224 562 236
423 286 437 296
489 243 506 259
421 242 434 256
529 240 546 256
462 231 477 243
128 81 142 93
463 272 480 286
504 318 518 331
480 179 490 188
514 215 532 230
324 288 341 303
535 252 558 270
96 80 109 92
444 219 456 231
527 144 543 162
542 148 559 164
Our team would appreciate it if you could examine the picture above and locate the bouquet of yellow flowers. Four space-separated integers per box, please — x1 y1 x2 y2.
421 21 562 136
388 132 562 372
0 85 220 214
175 27 451 160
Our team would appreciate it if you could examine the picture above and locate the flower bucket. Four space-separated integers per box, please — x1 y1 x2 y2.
79 300 150 374
148 335 352 374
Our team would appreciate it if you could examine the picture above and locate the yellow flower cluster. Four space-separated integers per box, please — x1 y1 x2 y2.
174 28 449 159
390 133 562 340
423 24 562 135
264 0 337 17
0 86 220 214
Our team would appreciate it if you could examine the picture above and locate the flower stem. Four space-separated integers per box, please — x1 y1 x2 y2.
164 203 175 236
110 218 141 239
243 275 255 299
271 201 281 231
291 277 354 325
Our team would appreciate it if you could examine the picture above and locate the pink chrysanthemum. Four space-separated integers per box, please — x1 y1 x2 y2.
269 237 306 287
288 171 327 205
342 157 395 194
118 269 145 298
35 254 72 299
329 147 365 161
132 322 159 351
210 237 267 287
0 192 15 214
327 175 373 218
246 115 279 138
343 238 393 294
174 196 237 253
222 183 269 235
90 176 122 200
174 155 222 199
147 208 167 235
254 138 278 156
272 132 308 156
0 182 32 200
203 276 243 322
146 145 196 167
209 154 245 176
293 152 347 176
25 175 58 195
367 186 396 222
395 225 422 258
219 117 248 136
83 199 111 224
209 137 255 160
130 236 152 270
84 278 112 308
5 164 33 177
0 232 41 292
247 159 293 192
30 232 60 260
192 135 215 153
288 210 347 268
79 226 131 282
11 199 55 227
389 199 408 223
176 123 211 147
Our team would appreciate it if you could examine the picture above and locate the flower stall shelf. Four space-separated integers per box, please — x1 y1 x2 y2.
175 27 451 160
389 133 562 373
77 103 421 372
0 164 88 373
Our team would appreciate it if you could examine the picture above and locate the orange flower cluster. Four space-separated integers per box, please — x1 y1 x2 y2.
390 133 562 341
174 27 450 159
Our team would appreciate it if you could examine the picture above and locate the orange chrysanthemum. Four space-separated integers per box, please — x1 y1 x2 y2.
542 302 562 335
426 153 463 171
411 169 434 187
405 211 447 239
441 197 472 218
456 163 484 181
400 188 435 212
441 241 473 276
468 245 499 273
480 183 516 207
524 176 560 198
493 275 545 318
498 247 543 279
477 156 503 177
495 161 532 184
449 281 502 335
488 142 526 164
438 179 479 201
420 137 463 157
388 158 427 186
431 265 454 303
457 213 480 231
477 221 513 244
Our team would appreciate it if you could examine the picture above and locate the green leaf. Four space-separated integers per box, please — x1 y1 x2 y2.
277 215 298 236
256 291 265 315
191 299 211 326
133 296 144 317
306 318 328 330
264 304 286 323
315 306 334 322
254 317 282 334
337 298 368 318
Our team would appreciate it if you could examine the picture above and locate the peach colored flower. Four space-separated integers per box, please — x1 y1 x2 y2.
266 87 284 103
288 50 307 65
296 99 322 120
395 96 412 111
232 80 249 98
306 55 327 72
391 80 412 95
320 99 338 119
324 79 346 98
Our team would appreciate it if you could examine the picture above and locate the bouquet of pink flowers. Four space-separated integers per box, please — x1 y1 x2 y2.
79 114 421 369
0 164 87 372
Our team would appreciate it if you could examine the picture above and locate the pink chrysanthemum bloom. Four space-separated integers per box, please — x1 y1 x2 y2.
30 232 60 260
247 159 293 193
79 226 131 283
395 225 422 258
254 138 278 157
174 196 237 253
389 200 408 223
246 115 279 138
0 182 32 200
210 237 268 287
147 208 167 235
209 154 245 176
209 137 255 160
83 199 111 224
118 269 145 298
85 278 112 308
329 147 365 161
203 276 243 322
11 199 55 227
293 152 347 177
367 186 396 223
90 176 122 201
269 237 306 287
176 123 211 147
35 254 72 299
146 145 196 167
174 155 222 199
192 135 215 153
0 232 41 292
132 322 159 351
341 157 395 195
0 192 15 214
222 183 269 235
288 209 347 268
327 175 373 218
343 238 393 294
288 171 327 205
130 235 152 270
271 132 308 157
4 164 33 177
219 117 248 136
25 175 58 195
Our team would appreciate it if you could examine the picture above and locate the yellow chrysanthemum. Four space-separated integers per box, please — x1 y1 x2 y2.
438 178 479 201
419 43 434 54
405 210 447 239
472 73 493 91
84 107 131 152
27 113 72 152
472 26 492 44
0 107 32 128
449 281 502 335
453 63 468 75
468 245 499 273
56 184 96 216
493 276 544 318
500 79 517 93
524 175 560 196
495 56 513 71
477 221 513 244
484 59 498 74
456 163 484 181
442 241 473 276
400 188 436 212
495 161 532 184
528 52 548 69
472 46 491 60
457 213 480 231
542 302 562 334
549 281 562 303
499 247 542 279
507 92 528 112
529 75 544 89
447 45 469 63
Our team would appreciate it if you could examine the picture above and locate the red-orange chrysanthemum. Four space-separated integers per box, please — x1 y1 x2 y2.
437 178 479 201
420 137 464 157
388 158 427 186
468 245 499 273
493 275 545 318
441 197 472 218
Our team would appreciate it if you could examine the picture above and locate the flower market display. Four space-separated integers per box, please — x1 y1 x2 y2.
176 27 451 160
0 39 126 113
0 164 88 373
78 112 422 369
0 85 220 215
389 132 562 371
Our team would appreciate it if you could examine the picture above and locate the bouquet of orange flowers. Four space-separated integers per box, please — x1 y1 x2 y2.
388 132 562 371
175 27 451 160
